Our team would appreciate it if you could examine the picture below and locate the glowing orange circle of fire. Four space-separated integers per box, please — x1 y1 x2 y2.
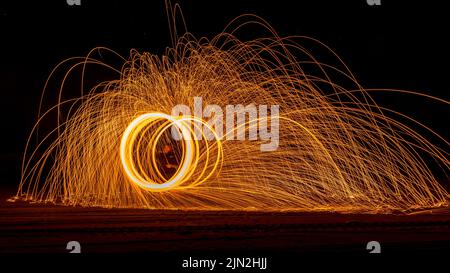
120 112 223 192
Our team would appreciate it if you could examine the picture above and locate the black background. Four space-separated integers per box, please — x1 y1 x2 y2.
0 0 448 186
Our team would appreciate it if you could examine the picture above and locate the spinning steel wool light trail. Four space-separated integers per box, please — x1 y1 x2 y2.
15 14 449 212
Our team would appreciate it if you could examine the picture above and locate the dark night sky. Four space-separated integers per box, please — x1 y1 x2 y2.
0 0 448 185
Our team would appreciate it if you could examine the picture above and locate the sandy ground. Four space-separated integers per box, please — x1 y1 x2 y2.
1 187 449 254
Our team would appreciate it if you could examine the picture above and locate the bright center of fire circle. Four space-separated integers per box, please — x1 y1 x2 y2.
120 112 194 191
120 112 222 192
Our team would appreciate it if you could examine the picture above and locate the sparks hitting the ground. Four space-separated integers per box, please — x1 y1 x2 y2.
14 11 449 212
